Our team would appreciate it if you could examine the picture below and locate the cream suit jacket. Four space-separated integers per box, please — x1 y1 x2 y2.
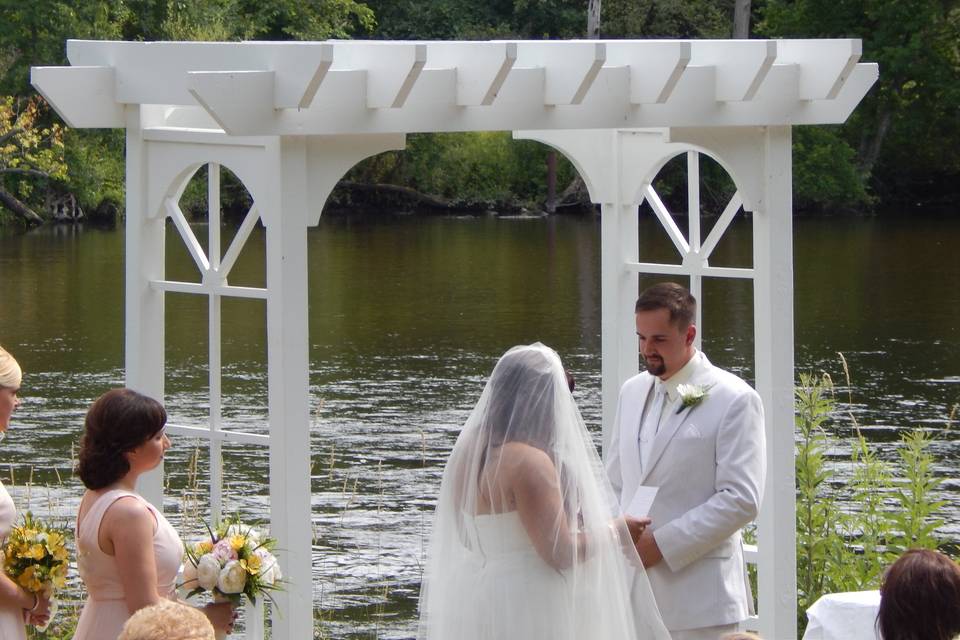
605 352 766 632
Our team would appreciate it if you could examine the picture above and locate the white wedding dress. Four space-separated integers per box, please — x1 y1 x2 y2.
451 511 573 639
418 344 669 640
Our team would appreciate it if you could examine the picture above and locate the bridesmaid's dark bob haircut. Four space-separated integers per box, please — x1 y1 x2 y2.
76 388 167 490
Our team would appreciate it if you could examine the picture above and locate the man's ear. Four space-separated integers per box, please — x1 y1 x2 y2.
685 324 697 347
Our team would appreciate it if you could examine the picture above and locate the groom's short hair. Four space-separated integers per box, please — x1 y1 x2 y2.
635 282 696 328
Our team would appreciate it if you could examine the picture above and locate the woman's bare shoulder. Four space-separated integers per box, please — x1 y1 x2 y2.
498 442 556 474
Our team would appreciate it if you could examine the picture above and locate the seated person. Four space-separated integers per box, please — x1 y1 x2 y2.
877 548 960 640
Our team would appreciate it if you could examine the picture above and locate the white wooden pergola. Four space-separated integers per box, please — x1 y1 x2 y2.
32 38 876 639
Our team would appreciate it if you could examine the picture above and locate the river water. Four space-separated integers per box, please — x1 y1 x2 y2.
1 212 958 638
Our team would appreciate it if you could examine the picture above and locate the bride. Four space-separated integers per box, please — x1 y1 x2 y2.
418 343 669 639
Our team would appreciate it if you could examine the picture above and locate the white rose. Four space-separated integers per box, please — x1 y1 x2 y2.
254 549 280 585
197 555 221 591
217 560 248 594
181 560 199 587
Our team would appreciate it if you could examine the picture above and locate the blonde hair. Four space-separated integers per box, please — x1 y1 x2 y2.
719 633 763 640
118 600 214 640
0 345 21 389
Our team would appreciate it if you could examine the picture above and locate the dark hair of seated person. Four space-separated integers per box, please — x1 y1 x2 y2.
877 548 960 640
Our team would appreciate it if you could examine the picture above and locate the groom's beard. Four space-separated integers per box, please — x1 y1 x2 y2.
643 355 666 376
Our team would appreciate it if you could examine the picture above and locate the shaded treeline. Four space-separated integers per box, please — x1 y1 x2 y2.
0 0 957 226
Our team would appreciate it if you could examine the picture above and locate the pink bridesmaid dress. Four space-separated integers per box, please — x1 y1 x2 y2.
73 489 184 640
0 480 27 640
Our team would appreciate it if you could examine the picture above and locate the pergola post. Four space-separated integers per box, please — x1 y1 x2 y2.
753 125 797 640
125 105 167 506
263 136 314 638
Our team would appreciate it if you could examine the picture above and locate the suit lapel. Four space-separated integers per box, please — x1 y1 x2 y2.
638 355 716 485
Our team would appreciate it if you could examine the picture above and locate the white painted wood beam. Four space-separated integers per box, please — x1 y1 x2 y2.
67 40 335 109
329 41 427 108
166 423 270 445
776 39 861 100
513 41 606 105
151 280 268 299
690 40 777 102
30 66 124 127
34 39 878 134
188 70 276 136
424 41 516 106
699 192 743 260
605 40 690 104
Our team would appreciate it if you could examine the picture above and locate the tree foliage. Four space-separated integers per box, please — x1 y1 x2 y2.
759 0 960 209
0 95 66 224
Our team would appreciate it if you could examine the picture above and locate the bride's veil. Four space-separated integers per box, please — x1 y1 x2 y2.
418 343 668 639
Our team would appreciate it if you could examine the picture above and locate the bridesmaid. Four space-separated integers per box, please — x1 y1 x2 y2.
73 388 234 640
0 345 52 637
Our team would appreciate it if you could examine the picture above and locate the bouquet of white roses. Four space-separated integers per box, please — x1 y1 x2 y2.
181 518 282 607
2 512 69 632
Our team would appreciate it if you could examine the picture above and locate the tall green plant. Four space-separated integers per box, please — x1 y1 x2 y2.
794 366 950 637
795 373 845 626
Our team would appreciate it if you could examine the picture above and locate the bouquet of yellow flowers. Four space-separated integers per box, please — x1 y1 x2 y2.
181 518 282 607
2 512 69 631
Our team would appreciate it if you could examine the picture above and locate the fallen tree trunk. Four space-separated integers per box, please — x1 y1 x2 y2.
0 188 44 225
338 180 459 210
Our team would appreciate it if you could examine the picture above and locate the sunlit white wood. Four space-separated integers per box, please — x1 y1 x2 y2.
218 205 261 279
151 280 268 299
330 41 427 108
424 41 516 106
66 40 335 109
625 262 755 279
304 134 407 225
189 71 276 136
34 39 878 135
690 40 776 101
208 164 224 524
125 106 167 507
513 41 606 105
687 151 703 341
166 423 270 446
797 62 878 123
776 39 861 100
164 198 211 274
753 126 797 639
604 40 690 104
263 137 313 638
699 192 743 260
644 185 690 256
29 66 124 128
245 600 265 640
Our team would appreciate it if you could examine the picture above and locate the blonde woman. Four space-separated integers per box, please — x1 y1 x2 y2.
0 345 52 637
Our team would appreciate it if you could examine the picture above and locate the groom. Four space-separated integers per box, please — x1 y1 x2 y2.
605 283 766 640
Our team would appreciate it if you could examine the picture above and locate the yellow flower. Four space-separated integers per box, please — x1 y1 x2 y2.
196 540 214 554
241 554 262 575
23 544 46 560
229 535 246 552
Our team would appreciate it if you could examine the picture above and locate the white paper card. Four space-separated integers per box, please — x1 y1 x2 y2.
627 485 659 517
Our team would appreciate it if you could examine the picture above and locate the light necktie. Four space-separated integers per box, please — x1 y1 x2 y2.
639 383 666 473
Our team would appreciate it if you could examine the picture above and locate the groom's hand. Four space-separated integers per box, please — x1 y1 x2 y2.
635 529 663 568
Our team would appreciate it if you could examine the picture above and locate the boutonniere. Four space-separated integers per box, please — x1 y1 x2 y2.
675 383 714 414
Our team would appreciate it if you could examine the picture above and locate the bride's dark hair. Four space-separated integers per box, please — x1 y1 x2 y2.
482 348 563 452
76 388 167 490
